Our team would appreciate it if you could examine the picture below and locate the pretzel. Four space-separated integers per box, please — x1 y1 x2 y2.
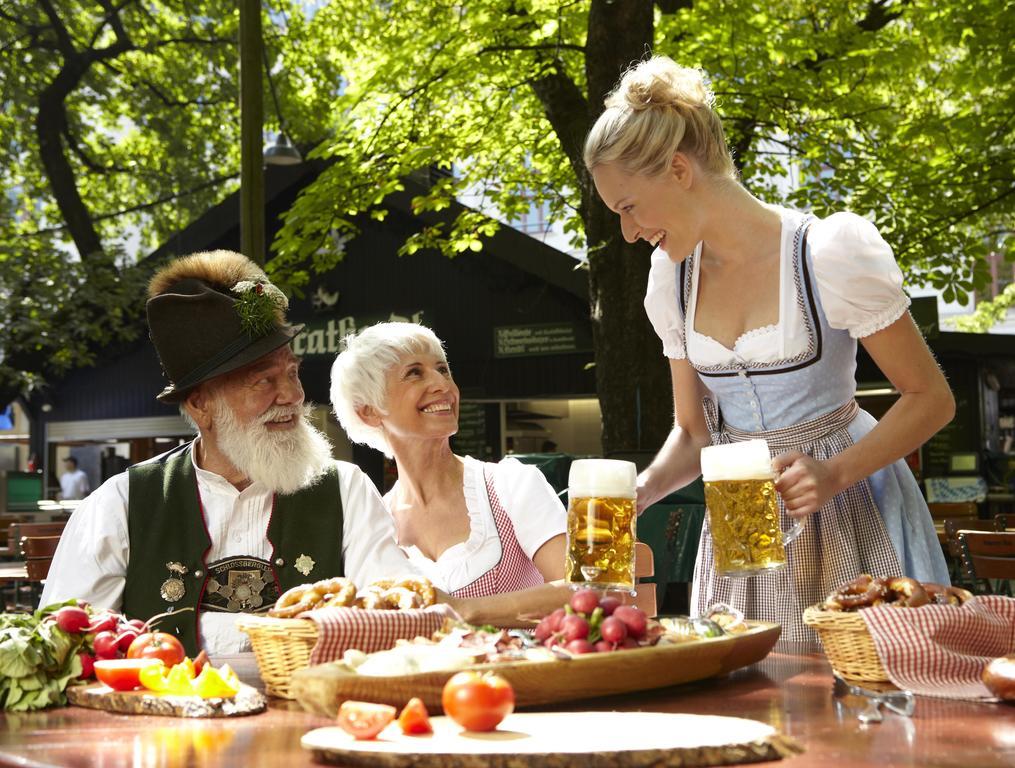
390 577 436 608
923 582 973 606
269 584 325 618
381 586 423 610
314 577 358 609
356 585 391 610
823 574 889 611
884 577 930 607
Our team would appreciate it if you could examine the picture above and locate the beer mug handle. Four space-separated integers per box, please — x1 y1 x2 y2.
783 518 807 546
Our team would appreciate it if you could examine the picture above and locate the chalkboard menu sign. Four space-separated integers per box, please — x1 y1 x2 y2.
493 323 592 358
921 363 979 477
451 402 497 460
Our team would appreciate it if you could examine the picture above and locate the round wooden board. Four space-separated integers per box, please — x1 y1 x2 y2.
301 712 803 767
66 683 267 718
292 622 780 715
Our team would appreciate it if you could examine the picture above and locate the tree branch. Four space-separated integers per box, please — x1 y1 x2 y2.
17 172 238 238
478 42 585 55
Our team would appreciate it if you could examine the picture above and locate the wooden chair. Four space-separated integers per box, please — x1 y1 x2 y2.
21 535 61 581
6 522 67 609
956 530 1015 595
927 501 979 521
944 516 1009 587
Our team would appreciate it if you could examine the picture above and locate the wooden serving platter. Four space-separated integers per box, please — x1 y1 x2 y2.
66 683 267 718
302 711 803 767
292 622 780 715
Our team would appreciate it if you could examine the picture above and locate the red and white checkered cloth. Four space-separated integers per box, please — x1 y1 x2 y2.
858 595 1015 700
302 604 462 666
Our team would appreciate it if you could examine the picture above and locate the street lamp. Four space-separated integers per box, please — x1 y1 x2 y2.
264 132 302 166
239 0 264 264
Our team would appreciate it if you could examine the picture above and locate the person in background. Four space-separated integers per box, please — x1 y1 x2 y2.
42 251 414 657
58 456 90 500
583 56 953 643
330 322 570 626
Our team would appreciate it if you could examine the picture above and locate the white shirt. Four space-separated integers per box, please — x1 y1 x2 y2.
59 468 90 500
41 445 416 654
644 209 911 364
383 456 566 593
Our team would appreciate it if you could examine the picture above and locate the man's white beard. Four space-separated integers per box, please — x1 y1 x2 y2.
212 400 334 494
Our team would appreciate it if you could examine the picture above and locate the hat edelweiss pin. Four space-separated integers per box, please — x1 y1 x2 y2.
232 279 289 337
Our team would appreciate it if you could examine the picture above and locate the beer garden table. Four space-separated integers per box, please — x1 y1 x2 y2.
1 649 1011 767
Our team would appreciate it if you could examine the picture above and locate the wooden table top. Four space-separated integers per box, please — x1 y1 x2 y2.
0 649 1011 767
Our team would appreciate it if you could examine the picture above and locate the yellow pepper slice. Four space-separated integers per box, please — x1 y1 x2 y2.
165 660 199 695
192 665 241 699
138 661 169 692
137 657 239 698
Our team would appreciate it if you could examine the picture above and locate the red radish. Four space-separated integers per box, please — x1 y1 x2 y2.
126 619 146 632
594 640 617 653
569 589 600 615
600 616 628 644
546 607 567 632
599 596 621 616
78 652 95 679
117 629 139 653
92 630 121 660
533 618 553 642
88 614 118 634
565 638 595 654
53 606 91 634
561 614 589 641
612 605 647 639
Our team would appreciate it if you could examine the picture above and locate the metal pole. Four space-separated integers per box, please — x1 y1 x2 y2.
239 0 265 265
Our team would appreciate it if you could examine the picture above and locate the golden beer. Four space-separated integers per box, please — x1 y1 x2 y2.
565 496 636 590
565 459 638 591
703 477 786 576
700 439 801 577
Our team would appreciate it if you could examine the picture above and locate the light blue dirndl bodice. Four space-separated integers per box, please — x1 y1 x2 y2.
677 215 949 643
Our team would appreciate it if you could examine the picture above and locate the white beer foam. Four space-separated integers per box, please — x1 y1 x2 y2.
568 459 637 499
700 439 774 481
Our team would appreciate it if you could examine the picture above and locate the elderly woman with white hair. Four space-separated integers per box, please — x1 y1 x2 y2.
330 322 570 625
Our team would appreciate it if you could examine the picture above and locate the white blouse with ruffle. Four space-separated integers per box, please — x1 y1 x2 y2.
643 209 911 366
383 455 566 593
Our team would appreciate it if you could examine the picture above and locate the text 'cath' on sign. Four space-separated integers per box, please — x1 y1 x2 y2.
290 312 424 357
493 323 591 358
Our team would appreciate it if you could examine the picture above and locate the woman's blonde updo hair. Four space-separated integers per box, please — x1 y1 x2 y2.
583 56 736 180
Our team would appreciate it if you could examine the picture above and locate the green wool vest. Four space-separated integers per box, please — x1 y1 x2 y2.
123 443 344 656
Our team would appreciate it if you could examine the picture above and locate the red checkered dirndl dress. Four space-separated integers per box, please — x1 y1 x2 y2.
451 467 545 599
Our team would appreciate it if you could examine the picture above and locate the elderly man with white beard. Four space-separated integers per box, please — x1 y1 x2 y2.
42 251 415 660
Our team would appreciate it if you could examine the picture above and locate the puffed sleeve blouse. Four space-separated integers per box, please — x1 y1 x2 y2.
644 209 911 364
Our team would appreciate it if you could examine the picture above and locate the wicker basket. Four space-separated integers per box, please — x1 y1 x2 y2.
236 615 318 699
802 605 889 683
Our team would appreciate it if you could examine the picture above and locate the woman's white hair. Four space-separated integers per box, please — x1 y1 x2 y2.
330 322 447 457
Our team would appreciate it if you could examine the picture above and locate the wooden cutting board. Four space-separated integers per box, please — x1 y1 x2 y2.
66 683 267 718
292 622 781 715
302 711 803 767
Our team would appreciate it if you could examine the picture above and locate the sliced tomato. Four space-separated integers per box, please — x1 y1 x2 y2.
336 700 397 740
397 697 433 735
93 658 164 692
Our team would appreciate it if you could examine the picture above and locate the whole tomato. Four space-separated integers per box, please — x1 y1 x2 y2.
441 671 514 732
126 632 186 667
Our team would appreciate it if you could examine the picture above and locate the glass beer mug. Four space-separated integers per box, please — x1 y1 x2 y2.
700 439 805 578
564 459 637 592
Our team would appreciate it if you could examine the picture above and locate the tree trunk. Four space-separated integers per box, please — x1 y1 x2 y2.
579 0 671 455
